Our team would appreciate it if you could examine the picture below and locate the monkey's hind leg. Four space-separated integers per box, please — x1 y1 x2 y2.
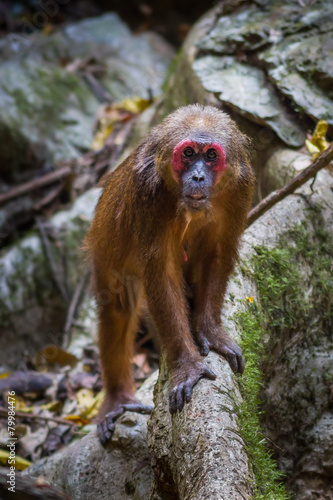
96 277 153 445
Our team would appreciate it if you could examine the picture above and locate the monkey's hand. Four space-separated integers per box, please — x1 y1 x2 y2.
97 403 153 445
194 325 245 374
169 360 216 414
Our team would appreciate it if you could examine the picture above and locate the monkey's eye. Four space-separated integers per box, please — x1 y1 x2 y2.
206 149 217 160
183 147 195 157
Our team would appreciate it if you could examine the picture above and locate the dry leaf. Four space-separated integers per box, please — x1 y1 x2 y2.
305 120 330 158
115 97 151 114
40 400 62 412
34 345 78 368
63 415 89 425
0 449 32 470
76 388 104 419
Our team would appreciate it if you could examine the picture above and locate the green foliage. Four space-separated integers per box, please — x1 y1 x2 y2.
234 207 333 499
236 305 289 500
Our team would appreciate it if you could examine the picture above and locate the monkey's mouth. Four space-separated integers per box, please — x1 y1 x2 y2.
185 193 207 209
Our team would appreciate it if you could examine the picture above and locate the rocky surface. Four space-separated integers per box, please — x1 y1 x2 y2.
241 169 333 499
160 0 333 185
0 188 100 368
23 373 157 500
22 169 333 500
0 14 173 183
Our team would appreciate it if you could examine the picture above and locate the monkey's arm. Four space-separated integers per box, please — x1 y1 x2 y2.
191 240 244 374
142 253 216 413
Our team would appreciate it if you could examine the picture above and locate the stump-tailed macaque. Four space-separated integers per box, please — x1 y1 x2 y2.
85 105 254 444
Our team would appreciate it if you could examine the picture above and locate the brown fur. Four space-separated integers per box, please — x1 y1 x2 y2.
84 104 254 418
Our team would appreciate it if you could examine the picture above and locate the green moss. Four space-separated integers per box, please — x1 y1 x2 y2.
236 305 289 500
234 205 333 499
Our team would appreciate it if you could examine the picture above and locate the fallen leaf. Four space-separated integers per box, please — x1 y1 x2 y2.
63 415 89 425
34 346 78 368
0 449 32 470
115 97 151 114
15 396 33 414
305 120 330 158
76 388 104 419
40 400 62 412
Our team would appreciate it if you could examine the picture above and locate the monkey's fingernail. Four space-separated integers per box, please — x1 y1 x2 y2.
205 367 217 379
184 385 192 402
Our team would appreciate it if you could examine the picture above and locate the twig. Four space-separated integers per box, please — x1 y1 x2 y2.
36 217 68 302
262 433 284 452
0 167 72 206
248 143 333 226
80 72 114 104
62 269 91 348
33 181 65 211
0 407 75 426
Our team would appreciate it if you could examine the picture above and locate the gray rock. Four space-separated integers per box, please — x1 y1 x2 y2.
193 56 305 147
0 188 100 368
241 169 333 499
23 373 158 500
261 30 333 124
161 0 333 161
0 14 173 181
260 147 311 197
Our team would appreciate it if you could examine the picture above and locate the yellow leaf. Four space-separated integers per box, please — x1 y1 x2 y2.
14 396 33 414
0 449 32 471
246 296 254 303
0 372 11 379
40 400 62 412
63 415 89 425
76 389 104 419
115 97 151 114
305 120 330 158
305 139 320 155
91 122 114 151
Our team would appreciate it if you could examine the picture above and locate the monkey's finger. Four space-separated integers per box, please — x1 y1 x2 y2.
202 365 217 380
122 403 154 414
237 352 245 374
107 421 116 433
219 346 239 373
199 337 210 356
184 383 192 403
176 385 185 412
169 387 178 414
98 420 109 445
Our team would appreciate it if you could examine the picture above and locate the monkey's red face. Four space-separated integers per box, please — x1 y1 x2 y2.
171 139 226 210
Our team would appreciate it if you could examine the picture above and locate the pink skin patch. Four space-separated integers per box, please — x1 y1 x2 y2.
172 139 226 184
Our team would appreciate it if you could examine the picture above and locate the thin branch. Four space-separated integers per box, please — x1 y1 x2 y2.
248 143 333 226
62 269 91 348
36 217 68 302
0 407 75 426
0 167 72 206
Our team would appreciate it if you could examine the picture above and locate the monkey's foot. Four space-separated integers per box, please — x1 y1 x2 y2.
195 327 245 374
98 403 153 445
169 361 216 415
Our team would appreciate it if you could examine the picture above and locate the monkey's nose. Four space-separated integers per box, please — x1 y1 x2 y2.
192 174 205 183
